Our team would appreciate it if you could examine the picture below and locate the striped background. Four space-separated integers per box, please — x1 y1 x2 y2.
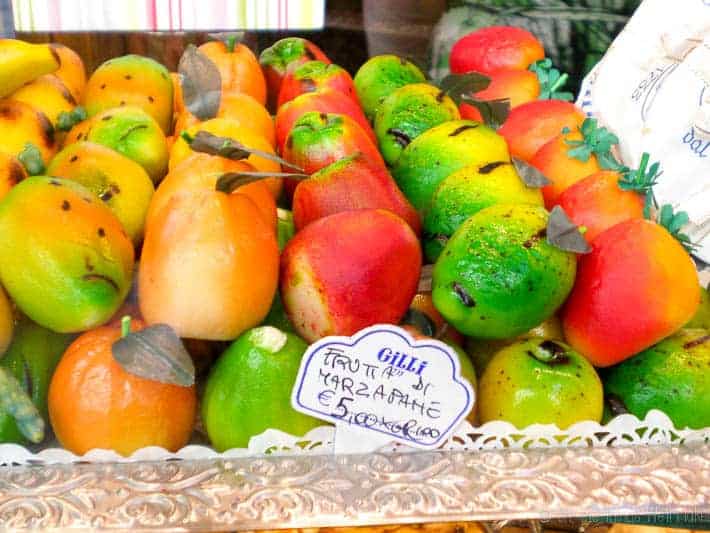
11 0 325 32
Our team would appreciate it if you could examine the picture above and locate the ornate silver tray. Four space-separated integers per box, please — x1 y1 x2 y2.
1 443 709 531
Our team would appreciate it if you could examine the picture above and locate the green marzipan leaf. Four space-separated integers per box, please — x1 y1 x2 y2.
112 324 195 387
439 72 491 105
460 96 510 129
564 118 621 167
216 171 308 193
530 59 574 101
186 130 302 171
17 142 45 176
652 203 697 253
547 205 592 254
0 367 44 443
512 158 551 188
178 45 222 121
56 106 87 132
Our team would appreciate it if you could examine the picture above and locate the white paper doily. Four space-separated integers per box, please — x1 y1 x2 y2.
1 410 707 466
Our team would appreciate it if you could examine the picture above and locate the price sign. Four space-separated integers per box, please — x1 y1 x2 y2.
291 325 474 452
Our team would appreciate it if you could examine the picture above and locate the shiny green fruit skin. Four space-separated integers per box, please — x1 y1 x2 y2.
478 338 604 428
0 316 74 443
423 161 544 262
433 204 576 339
603 329 710 429
353 54 426 120
0 177 134 333
84 107 168 183
202 326 321 451
686 285 710 329
392 120 509 214
374 83 459 166
466 315 564 377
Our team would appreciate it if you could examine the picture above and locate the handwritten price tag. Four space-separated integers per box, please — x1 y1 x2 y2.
291 325 474 452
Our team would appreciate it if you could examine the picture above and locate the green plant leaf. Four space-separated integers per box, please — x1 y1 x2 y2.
112 323 195 387
547 205 592 254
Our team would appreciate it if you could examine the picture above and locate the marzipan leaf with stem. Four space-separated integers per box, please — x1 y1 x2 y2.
183 130 303 171
439 72 491 104
0 366 44 443
460 96 510 129
512 157 551 188
178 45 222 121
207 31 245 53
17 142 45 176
529 58 574 101
562 118 624 170
618 152 660 194
652 203 697 253
216 171 308 193
547 205 592 254
112 320 195 387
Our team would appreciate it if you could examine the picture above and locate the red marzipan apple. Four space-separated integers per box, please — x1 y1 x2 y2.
280 208 422 343
292 152 420 234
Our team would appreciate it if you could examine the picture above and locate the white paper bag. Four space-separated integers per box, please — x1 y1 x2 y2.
577 0 710 263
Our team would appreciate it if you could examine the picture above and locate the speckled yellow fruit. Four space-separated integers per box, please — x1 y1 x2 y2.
0 99 56 165
84 54 173 134
0 176 134 333
0 152 27 201
47 142 155 245
63 106 168 183
11 74 76 126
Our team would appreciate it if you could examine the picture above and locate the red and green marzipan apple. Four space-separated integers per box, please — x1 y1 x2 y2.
459 69 540 121
277 60 360 108
562 218 700 367
258 37 330 111
282 111 385 175
292 152 420 234
449 26 544 75
275 89 375 154
280 208 422 343
556 170 644 243
498 100 585 162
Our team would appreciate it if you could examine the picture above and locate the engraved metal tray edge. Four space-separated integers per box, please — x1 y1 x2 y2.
1 442 709 531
